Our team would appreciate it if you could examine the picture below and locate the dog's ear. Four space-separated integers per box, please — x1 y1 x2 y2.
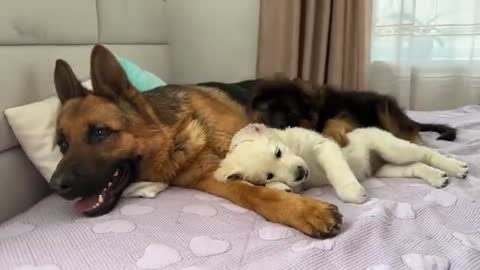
54 59 89 104
90 44 162 124
242 123 269 135
90 44 129 100
291 78 321 125
214 158 245 182
293 78 315 96
230 124 270 151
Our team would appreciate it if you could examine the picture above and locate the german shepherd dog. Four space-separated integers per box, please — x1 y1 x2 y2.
49 45 342 238
249 79 457 147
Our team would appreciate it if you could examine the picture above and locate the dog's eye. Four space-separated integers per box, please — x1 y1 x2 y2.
94 127 111 137
275 148 282 158
57 133 68 153
89 126 113 143
266 173 274 180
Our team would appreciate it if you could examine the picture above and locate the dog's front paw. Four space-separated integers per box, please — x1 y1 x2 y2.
336 182 367 204
266 181 293 192
292 197 343 238
122 181 168 198
329 132 349 147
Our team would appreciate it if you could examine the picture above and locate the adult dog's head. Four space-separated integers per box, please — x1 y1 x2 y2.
50 45 161 216
214 124 309 187
250 79 318 129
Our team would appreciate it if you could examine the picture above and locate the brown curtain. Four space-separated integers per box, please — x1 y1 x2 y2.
256 0 372 90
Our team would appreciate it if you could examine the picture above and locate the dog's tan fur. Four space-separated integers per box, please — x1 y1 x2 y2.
322 117 357 147
378 109 422 144
54 45 342 238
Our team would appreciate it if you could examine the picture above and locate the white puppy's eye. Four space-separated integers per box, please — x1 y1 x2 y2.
275 148 282 158
266 173 274 180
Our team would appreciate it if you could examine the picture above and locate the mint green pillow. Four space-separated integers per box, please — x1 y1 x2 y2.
114 55 166 92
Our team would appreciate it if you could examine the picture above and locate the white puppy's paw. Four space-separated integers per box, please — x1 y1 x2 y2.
420 167 450 188
122 181 168 198
336 182 368 204
436 157 468 179
265 181 293 193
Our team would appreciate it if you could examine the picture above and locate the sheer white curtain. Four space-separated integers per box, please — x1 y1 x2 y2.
369 0 480 110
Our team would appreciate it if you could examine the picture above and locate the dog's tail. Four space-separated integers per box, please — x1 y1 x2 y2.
415 122 457 141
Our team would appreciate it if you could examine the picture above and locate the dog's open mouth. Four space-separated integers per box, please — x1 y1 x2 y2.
74 161 134 216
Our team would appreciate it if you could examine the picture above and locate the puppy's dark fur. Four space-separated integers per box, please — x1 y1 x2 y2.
249 79 456 145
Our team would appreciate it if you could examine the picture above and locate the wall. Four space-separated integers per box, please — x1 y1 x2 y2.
166 0 260 84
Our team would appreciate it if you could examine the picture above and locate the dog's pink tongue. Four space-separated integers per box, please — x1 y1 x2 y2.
74 195 98 213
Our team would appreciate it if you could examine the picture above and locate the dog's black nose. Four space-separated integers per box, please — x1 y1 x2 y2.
50 171 75 197
295 166 307 181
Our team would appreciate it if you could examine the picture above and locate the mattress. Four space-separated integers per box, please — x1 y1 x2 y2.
2 106 480 270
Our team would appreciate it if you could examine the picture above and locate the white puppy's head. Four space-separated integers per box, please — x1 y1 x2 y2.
215 124 309 186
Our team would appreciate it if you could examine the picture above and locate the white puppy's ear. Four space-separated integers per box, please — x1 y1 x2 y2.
230 123 271 151
226 173 244 181
214 158 245 182
245 123 269 134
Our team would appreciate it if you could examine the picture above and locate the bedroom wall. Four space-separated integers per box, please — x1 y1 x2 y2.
166 0 260 84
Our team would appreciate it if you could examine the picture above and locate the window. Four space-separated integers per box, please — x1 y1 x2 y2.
371 0 480 63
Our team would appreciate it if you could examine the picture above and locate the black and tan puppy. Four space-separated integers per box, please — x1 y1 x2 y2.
250 79 456 146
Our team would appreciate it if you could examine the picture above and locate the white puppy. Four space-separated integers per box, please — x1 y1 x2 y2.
214 124 468 203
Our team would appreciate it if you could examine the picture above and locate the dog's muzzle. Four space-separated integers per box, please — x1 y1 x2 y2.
50 160 136 216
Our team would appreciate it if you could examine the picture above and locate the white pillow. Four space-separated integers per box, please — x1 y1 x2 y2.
4 80 92 182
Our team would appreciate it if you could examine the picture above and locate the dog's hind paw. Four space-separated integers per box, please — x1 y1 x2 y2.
411 163 452 188
439 157 469 179
426 170 450 188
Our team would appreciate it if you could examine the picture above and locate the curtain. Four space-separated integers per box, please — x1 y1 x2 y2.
369 0 480 110
256 0 372 90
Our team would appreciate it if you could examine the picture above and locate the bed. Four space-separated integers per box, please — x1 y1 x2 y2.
1 106 480 270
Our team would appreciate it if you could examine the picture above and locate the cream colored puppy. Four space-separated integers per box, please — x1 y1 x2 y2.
214 124 468 203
